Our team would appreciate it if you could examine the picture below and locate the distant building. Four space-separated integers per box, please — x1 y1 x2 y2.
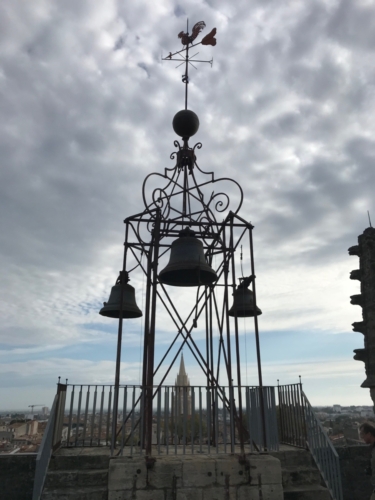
13 437 32 447
38 421 48 434
333 405 342 413
172 354 192 417
61 424 86 444
10 420 38 437
0 431 12 443
42 407 49 416
360 409 374 418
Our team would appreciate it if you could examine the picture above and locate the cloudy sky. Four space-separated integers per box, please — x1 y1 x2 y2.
1 0 374 411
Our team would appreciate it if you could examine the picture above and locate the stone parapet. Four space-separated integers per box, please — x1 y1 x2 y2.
0 453 36 500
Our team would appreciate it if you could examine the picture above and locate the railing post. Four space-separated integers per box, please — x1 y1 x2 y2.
277 380 284 443
52 383 67 451
32 390 60 500
299 377 308 449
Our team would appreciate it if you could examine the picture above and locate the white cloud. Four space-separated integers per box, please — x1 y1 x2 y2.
0 0 373 409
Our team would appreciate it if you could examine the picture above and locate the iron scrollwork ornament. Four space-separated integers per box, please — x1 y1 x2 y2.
141 140 243 233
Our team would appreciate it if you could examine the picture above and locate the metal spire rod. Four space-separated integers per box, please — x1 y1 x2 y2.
184 19 189 110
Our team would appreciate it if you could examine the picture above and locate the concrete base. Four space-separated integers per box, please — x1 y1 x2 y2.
108 453 283 500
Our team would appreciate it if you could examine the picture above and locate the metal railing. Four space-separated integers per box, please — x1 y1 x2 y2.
302 390 343 500
278 383 307 448
32 384 66 500
278 383 343 500
34 380 343 500
246 386 279 451
60 384 279 455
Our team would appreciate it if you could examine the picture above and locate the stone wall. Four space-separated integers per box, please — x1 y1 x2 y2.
349 227 375 397
0 453 36 500
108 454 283 500
4 446 372 500
337 445 374 500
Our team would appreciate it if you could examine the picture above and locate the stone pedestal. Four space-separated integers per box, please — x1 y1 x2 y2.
108 453 283 500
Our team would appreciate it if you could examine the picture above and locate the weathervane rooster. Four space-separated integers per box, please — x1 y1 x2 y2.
178 21 217 46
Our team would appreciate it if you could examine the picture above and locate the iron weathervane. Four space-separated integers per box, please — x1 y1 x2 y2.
162 20 217 109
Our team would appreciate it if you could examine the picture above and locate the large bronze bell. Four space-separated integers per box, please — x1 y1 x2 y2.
158 227 217 287
229 278 262 317
99 272 142 319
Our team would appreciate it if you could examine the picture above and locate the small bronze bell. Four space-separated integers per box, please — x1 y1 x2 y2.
99 272 142 319
228 276 262 317
159 227 217 287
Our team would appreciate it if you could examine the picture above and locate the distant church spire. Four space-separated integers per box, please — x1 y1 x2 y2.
175 354 190 386
179 354 186 377
173 354 192 418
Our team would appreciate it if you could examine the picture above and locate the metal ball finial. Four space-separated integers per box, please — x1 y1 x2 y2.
173 109 199 138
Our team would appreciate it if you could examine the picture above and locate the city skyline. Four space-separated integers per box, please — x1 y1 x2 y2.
1 0 375 410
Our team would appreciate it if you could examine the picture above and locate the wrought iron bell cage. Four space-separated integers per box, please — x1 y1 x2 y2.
101 21 266 457
104 128 265 456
